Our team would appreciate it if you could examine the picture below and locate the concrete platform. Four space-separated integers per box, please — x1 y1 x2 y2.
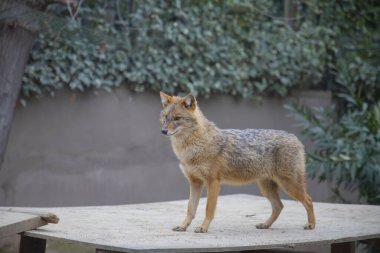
16 194 380 252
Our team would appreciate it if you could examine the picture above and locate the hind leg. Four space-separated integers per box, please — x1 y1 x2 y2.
277 176 316 230
256 179 284 229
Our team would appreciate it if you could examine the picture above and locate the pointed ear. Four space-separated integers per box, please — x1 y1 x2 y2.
160 91 172 108
182 93 196 111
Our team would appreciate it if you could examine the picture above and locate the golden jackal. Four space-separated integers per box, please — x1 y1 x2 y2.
160 92 316 233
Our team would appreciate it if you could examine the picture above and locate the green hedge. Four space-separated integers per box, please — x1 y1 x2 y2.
22 0 330 100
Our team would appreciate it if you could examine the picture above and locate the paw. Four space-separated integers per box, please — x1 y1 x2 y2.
303 223 315 230
194 226 208 233
172 225 187 232
255 223 271 229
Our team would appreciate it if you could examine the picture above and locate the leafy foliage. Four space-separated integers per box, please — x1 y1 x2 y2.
287 101 380 204
22 0 329 99
286 0 380 204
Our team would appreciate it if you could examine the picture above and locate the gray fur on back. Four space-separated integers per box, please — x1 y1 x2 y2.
217 129 303 180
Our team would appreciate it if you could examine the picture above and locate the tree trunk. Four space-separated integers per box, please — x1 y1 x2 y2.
0 0 39 170
0 0 76 171
0 24 37 170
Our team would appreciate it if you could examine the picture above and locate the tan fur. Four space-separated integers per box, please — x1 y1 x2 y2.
160 92 316 233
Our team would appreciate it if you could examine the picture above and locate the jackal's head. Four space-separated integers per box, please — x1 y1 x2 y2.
159 92 198 137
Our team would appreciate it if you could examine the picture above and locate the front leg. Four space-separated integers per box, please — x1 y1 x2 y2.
194 180 220 233
172 178 203 232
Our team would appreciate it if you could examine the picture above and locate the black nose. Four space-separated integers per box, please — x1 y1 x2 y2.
161 130 168 135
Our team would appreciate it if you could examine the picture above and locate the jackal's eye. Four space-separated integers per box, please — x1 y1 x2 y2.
174 116 182 121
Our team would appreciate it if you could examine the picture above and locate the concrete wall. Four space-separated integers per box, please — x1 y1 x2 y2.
0 88 333 207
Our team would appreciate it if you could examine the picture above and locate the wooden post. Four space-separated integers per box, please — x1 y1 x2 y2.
284 0 298 30
331 241 355 253
19 235 46 253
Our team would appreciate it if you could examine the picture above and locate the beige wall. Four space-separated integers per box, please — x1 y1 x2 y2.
0 88 333 207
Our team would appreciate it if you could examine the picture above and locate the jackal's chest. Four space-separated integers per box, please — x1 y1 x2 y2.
171 141 212 179
179 162 211 181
